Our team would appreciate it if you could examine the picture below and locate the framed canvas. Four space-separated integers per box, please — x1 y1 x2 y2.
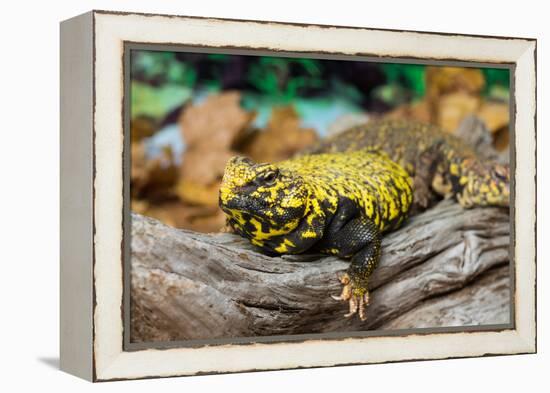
60 10 537 382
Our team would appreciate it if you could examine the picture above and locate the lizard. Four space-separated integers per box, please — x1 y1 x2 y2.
218 119 510 321
305 118 510 210
219 150 413 321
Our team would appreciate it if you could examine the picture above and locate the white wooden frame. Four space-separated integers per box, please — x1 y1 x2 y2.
60 10 536 382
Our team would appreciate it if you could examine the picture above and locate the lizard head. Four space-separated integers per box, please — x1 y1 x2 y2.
456 159 510 208
219 156 309 240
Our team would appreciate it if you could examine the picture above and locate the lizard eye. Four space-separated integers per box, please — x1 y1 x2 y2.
260 170 279 185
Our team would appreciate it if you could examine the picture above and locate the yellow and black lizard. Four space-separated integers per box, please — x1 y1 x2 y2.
218 119 510 321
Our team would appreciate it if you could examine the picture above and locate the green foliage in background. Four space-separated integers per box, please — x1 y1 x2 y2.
130 50 511 122
131 50 510 98
247 57 325 102
132 51 197 87
482 68 510 90
131 81 192 119
482 68 510 101
368 64 426 106
380 63 426 98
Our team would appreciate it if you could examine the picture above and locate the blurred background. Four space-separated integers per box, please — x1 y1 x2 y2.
130 50 510 233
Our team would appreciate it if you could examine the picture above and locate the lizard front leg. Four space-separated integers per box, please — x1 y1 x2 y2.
322 214 381 321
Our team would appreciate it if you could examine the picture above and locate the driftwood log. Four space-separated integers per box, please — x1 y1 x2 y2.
130 200 510 342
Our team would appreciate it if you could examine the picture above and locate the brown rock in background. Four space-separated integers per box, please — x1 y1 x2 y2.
426 66 484 132
179 149 235 187
387 66 510 155
176 179 222 208
130 143 178 201
426 66 485 97
179 91 255 150
477 101 510 133
437 92 481 132
176 91 256 208
241 106 318 163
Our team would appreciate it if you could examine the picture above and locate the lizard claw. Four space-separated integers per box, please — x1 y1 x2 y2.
344 295 358 318
332 273 370 321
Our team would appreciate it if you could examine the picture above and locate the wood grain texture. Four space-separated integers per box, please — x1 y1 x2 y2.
380 265 510 329
130 200 510 342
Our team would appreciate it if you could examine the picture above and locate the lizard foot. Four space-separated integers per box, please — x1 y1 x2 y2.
331 273 370 321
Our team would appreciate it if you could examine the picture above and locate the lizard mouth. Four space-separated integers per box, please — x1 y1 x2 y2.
219 193 269 215
220 197 247 212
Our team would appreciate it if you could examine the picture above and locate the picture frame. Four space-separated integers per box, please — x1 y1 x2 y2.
60 10 537 382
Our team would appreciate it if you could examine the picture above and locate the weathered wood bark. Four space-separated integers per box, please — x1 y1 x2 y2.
380 265 510 329
130 200 510 343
